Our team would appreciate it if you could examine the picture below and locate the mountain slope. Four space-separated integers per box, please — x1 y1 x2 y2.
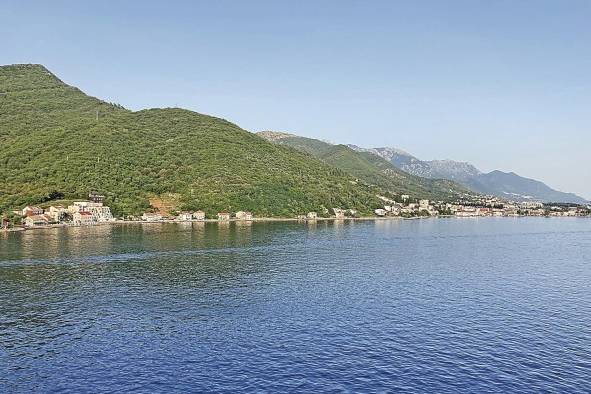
360 145 588 204
0 64 384 216
465 171 588 204
258 132 472 201
349 145 481 183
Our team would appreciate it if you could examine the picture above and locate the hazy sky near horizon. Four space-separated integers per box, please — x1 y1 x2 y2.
2 1 590 199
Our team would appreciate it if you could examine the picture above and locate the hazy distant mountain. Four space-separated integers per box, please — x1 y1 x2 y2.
357 145 588 204
465 171 589 204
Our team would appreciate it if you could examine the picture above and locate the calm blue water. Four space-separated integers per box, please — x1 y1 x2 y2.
1 218 590 393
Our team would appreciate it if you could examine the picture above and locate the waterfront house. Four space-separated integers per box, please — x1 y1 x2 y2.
22 206 43 217
177 212 193 221
193 210 206 220
217 212 230 221
48 206 67 222
24 214 51 227
68 202 87 214
296 215 307 220
73 211 95 225
89 204 113 222
374 209 387 217
142 212 163 222
68 200 113 222
235 211 253 220
307 212 318 219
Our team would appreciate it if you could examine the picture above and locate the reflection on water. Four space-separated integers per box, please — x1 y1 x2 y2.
1 218 591 392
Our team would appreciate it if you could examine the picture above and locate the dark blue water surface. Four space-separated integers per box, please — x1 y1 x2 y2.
1 218 591 393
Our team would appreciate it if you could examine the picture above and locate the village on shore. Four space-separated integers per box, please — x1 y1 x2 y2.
2 191 589 231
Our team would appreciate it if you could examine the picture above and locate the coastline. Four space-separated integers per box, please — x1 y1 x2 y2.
2 214 587 234
3 216 401 232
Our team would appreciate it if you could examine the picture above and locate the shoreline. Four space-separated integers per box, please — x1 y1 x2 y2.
2 214 588 233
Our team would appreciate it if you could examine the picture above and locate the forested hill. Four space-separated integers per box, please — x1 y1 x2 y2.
0 64 387 216
257 132 471 201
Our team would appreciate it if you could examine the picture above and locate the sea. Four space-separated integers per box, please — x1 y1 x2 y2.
1 217 590 392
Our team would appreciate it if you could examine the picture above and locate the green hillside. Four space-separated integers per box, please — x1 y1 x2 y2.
257 132 471 201
0 64 385 217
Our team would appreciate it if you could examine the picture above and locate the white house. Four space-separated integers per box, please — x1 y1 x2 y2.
193 210 206 220
235 211 253 220
177 212 193 221
68 200 113 222
142 212 163 222
374 209 387 217
24 214 51 227
419 200 430 210
48 206 67 222
73 211 95 225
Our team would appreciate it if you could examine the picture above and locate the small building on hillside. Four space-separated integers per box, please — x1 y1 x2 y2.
88 192 105 204
142 212 163 222
24 214 51 227
217 212 231 221
235 211 253 220
177 212 193 221
193 211 206 220
22 206 43 217
73 211 95 225
307 212 318 219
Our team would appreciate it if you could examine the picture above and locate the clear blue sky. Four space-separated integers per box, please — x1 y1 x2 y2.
2 0 590 199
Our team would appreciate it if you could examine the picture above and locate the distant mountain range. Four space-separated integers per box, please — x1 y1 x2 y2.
259 132 587 204
347 145 588 204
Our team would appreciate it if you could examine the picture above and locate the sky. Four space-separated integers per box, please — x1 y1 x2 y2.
2 0 590 199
